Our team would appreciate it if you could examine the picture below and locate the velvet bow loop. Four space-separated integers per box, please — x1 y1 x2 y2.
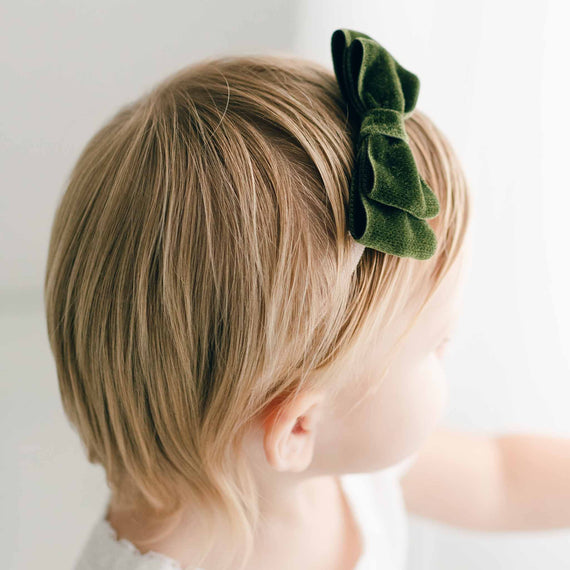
331 30 420 119
357 107 439 220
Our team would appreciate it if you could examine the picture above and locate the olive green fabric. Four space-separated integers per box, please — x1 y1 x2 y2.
331 28 440 260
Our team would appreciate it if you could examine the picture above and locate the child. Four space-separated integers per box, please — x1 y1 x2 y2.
44 28 570 570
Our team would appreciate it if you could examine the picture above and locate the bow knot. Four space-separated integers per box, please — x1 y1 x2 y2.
359 108 408 144
331 28 440 260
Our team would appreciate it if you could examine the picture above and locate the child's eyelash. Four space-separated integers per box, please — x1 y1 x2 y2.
435 336 452 355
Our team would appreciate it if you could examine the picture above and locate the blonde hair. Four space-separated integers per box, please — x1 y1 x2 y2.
44 53 470 569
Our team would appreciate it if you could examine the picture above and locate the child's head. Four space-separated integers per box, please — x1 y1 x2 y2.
44 52 470 566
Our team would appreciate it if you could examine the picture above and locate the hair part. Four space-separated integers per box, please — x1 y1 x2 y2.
44 52 470 570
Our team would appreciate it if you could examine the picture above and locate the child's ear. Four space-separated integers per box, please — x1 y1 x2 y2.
262 390 326 473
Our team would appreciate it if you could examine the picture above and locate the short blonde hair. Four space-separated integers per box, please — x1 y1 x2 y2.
44 53 470 569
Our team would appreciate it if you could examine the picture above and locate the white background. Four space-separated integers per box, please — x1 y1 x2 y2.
2 1 570 569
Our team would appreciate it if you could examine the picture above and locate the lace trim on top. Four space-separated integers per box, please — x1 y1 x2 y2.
99 516 206 570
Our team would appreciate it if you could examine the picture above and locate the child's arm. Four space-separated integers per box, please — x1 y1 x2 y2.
399 427 570 531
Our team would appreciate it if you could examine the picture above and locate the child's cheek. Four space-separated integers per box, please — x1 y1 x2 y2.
348 353 449 472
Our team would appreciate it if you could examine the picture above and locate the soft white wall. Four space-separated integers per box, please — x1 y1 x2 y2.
2 0 570 569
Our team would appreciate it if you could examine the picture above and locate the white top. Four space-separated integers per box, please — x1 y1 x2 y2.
75 454 418 570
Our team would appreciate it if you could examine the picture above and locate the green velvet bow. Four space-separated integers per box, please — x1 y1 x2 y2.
331 28 440 260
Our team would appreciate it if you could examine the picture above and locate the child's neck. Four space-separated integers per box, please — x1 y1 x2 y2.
106 474 362 570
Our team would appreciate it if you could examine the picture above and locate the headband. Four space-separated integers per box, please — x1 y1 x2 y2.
331 28 440 260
